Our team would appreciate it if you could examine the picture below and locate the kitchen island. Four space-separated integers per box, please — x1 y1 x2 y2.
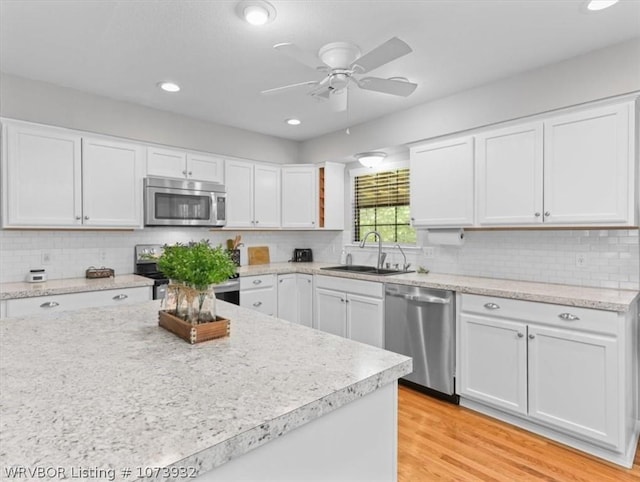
0 300 411 481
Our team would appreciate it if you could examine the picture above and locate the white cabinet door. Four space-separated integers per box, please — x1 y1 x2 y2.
410 137 475 227
347 293 384 348
297 274 314 328
4 123 82 227
315 288 347 337
254 164 281 228
476 123 543 225
458 313 528 415
277 274 297 323
282 166 317 228
225 160 255 227
146 146 187 179
543 103 633 225
187 152 224 183
82 137 143 227
528 325 620 449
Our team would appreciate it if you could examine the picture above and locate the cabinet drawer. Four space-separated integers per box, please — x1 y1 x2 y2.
315 275 383 298
240 274 276 290
460 294 618 335
5 287 151 318
241 288 276 316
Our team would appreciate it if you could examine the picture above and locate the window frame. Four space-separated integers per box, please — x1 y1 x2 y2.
349 160 417 247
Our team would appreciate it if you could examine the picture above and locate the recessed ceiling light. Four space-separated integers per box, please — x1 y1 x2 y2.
236 1 277 26
285 118 301 126
158 81 181 93
586 0 619 11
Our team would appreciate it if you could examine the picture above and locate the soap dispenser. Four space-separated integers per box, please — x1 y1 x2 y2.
339 248 347 265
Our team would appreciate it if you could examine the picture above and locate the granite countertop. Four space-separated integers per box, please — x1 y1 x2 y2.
0 274 154 300
1 264 637 312
0 300 411 481
238 262 639 312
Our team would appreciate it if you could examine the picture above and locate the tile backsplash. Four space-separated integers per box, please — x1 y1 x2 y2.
0 229 343 284
1 228 638 290
346 229 639 291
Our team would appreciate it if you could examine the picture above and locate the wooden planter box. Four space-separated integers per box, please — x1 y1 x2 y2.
158 310 230 344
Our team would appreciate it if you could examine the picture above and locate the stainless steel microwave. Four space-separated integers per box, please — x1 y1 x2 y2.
144 177 226 227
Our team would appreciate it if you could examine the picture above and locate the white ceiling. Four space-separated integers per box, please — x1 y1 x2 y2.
1 0 639 142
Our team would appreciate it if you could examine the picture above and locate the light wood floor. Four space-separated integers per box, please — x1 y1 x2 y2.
398 385 640 481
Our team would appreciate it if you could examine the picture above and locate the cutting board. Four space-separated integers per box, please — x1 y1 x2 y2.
247 246 270 265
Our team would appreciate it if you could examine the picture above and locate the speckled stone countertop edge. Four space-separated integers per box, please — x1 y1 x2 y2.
156 365 411 482
238 262 639 313
0 275 154 300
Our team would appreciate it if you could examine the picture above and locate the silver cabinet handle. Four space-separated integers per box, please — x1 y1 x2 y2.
517 332 524 338
40 301 59 308
484 302 500 310
75 215 81 220
534 212 541 217
558 312 580 321
307 279 311 283
253 279 262 285
253 301 262 307
84 215 90 220
112 294 128 301
340 298 345 302
279 279 283 283
544 211 551 217
182 170 187 175
528 334 535 339
188 171 192 176
255 220 259 224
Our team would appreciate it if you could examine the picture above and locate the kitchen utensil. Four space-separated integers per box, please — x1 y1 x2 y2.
248 246 270 265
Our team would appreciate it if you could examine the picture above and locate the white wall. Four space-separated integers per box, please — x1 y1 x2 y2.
300 38 640 163
0 73 300 164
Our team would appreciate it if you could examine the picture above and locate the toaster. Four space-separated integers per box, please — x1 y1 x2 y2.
292 248 313 262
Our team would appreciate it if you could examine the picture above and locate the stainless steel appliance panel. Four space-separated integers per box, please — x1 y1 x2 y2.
384 284 455 396
144 177 226 227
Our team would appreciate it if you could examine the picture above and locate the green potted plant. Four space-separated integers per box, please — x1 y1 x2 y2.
158 240 236 326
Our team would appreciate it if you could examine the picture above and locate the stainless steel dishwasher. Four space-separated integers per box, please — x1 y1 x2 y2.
384 283 458 403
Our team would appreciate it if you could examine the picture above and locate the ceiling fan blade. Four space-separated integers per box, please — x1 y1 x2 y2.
350 37 412 74
274 42 328 71
357 77 418 97
261 80 319 95
329 88 348 112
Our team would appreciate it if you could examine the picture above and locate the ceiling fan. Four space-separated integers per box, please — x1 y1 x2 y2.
261 37 418 112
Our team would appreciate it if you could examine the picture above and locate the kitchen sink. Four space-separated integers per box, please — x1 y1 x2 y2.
320 265 414 276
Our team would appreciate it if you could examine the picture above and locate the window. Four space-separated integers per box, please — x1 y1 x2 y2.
353 168 416 244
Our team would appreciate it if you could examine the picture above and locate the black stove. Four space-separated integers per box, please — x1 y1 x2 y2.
134 244 240 304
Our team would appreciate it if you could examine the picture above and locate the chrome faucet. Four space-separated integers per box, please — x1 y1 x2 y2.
360 231 386 270
395 244 411 272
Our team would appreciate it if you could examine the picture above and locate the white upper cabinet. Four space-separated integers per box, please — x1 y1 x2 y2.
82 137 143 227
147 146 224 183
254 164 281 228
282 165 317 228
4 123 82 227
410 136 475 227
543 103 633 225
476 123 543 225
225 159 280 228
2 122 143 228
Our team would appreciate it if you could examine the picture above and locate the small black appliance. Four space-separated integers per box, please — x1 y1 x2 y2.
292 248 313 262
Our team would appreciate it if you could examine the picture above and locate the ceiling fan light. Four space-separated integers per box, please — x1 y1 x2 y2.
355 151 386 168
237 1 276 25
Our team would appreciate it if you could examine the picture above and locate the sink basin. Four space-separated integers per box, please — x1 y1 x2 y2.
320 265 414 276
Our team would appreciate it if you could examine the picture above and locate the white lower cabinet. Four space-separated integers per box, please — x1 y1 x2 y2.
458 293 638 467
0 300 6 320
277 273 313 327
314 275 384 348
5 286 151 318
240 274 277 316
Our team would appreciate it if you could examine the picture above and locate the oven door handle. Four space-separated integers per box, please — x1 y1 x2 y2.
213 280 240 294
